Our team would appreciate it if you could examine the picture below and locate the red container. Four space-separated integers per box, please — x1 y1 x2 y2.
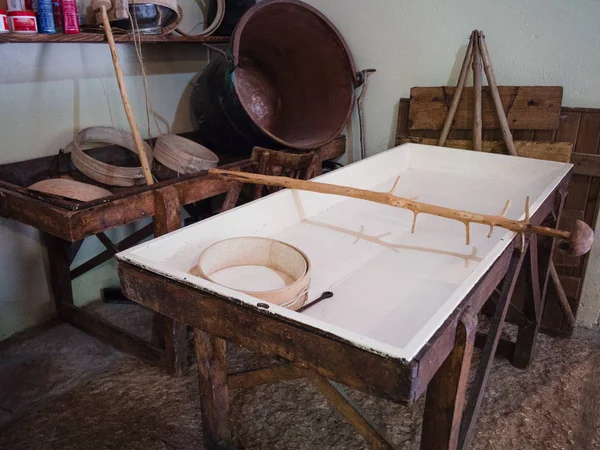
0 10 8 33
61 0 79 33
7 10 37 33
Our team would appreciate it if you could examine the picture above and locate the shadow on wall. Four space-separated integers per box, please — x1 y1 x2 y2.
0 219 55 341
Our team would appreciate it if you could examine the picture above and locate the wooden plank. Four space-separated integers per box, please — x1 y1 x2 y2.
228 364 302 390
119 263 417 404
58 303 165 367
0 32 229 44
459 249 526 448
46 235 75 309
397 137 572 163
571 153 600 177
307 372 395 450
395 99 411 146
409 86 563 130
420 313 477 450
193 329 231 450
153 186 187 377
559 275 581 299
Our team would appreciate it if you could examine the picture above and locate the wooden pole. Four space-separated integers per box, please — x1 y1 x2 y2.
97 3 154 186
438 31 476 147
209 169 594 256
472 31 483 151
478 32 518 156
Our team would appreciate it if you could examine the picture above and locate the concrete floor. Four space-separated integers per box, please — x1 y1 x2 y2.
0 303 599 450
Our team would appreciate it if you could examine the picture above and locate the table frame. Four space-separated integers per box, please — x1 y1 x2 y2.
118 174 569 448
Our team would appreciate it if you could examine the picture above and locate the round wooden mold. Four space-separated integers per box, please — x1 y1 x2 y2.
153 134 219 174
193 237 310 310
70 127 154 187
28 178 113 201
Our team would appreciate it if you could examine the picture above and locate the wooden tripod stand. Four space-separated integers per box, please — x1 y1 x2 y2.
439 30 517 156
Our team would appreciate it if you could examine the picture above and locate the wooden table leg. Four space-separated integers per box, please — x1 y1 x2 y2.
153 186 188 376
513 237 542 368
458 247 526 449
514 189 566 368
420 310 478 450
45 233 75 313
194 328 231 450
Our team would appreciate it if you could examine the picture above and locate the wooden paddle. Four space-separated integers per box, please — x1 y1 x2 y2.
209 168 594 257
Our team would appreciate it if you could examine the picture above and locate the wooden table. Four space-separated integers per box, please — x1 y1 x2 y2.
117 144 571 448
0 134 346 375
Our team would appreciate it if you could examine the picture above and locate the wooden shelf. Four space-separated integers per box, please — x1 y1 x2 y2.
0 32 229 44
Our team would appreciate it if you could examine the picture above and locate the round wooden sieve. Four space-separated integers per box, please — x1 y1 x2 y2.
69 127 154 187
153 134 219 174
193 237 310 311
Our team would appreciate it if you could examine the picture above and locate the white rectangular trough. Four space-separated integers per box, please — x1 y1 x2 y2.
116 144 572 362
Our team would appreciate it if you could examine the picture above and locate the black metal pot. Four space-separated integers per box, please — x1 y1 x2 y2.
192 0 357 156
207 0 256 36
111 3 177 35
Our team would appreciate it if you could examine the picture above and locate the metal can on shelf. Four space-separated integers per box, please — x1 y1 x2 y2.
7 10 38 33
37 0 55 33
61 0 79 34
0 11 9 33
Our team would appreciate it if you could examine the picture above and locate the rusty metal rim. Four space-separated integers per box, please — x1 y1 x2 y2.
230 0 358 150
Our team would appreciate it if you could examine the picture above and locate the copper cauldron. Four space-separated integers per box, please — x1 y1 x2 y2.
192 0 357 155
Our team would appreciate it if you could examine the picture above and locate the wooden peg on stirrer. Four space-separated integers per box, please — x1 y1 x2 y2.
91 0 154 186
209 169 595 257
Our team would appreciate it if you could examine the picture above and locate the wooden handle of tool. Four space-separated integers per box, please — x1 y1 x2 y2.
99 5 154 186
209 168 594 256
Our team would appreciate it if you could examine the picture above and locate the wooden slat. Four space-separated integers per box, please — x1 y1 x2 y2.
0 32 229 44
395 99 410 146
559 275 581 299
571 153 600 177
397 137 572 163
409 86 563 131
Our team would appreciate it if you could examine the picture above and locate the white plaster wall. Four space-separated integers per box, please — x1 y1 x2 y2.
2 0 600 339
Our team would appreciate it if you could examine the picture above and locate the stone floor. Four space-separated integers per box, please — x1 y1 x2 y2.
0 303 599 449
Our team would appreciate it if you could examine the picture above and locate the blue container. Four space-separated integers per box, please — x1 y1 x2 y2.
37 0 55 33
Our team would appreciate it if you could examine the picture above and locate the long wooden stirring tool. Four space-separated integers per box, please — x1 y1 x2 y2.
209 169 594 257
91 0 154 186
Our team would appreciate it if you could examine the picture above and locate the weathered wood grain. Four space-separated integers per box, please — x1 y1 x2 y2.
119 263 417 404
421 312 477 450
194 329 231 450
409 86 563 131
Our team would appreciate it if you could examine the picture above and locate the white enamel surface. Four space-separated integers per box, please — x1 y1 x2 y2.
116 144 571 362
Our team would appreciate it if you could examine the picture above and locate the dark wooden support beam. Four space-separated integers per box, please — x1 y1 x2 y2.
228 364 302 390
458 247 526 449
153 186 188 376
421 310 478 450
194 328 231 450
474 332 515 360
46 234 75 309
69 223 154 280
58 303 164 366
307 371 395 450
